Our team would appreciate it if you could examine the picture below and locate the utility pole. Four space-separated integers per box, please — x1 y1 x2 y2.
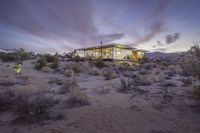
100 41 103 59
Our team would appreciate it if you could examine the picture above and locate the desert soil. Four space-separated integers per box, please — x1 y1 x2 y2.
0 59 200 133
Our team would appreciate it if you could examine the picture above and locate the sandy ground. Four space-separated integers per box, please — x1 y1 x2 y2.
0 59 200 133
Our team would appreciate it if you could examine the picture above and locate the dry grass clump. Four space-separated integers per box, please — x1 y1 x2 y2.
57 80 78 94
168 64 182 75
117 79 135 93
13 94 59 124
119 61 131 67
64 69 73 77
66 87 90 108
102 69 117 80
87 67 100 76
69 63 82 73
138 75 152 86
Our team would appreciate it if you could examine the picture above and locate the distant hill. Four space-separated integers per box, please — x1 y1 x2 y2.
146 52 171 58
146 51 186 63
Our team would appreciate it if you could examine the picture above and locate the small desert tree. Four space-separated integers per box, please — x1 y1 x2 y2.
181 44 200 103
181 45 200 79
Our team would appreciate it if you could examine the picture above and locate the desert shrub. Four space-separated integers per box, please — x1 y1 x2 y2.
88 68 100 76
138 55 149 64
119 62 130 67
66 87 90 108
70 63 82 73
117 79 135 93
123 71 133 77
64 69 73 77
35 57 47 70
94 59 106 68
73 55 84 62
159 82 177 87
138 68 149 75
13 95 57 124
193 85 200 102
181 77 193 86
96 88 111 95
0 52 16 62
57 80 78 94
181 45 200 79
49 61 59 69
0 48 32 62
102 69 117 80
44 54 58 63
0 90 16 112
164 69 176 78
142 63 155 70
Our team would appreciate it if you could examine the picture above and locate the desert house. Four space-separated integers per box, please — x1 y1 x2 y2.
77 43 146 61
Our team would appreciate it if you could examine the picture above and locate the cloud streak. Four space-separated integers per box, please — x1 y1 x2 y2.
0 0 125 52
166 32 181 44
133 0 168 46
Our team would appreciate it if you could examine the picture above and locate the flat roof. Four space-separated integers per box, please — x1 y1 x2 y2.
77 43 136 50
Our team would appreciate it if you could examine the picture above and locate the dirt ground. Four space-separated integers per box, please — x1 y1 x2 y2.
0 59 200 133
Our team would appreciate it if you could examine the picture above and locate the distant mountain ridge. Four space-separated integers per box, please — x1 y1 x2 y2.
146 52 171 58
146 51 185 59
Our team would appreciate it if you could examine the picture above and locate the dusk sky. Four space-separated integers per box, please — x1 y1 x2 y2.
0 0 200 53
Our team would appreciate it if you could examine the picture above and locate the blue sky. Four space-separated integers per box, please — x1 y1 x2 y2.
0 0 200 53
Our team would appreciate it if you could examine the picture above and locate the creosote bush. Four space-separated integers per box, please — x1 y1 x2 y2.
94 59 106 68
35 57 47 70
13 95 58 124
66 87 90 108
35 54 59 70
70 63 82 73
44 54 58 63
